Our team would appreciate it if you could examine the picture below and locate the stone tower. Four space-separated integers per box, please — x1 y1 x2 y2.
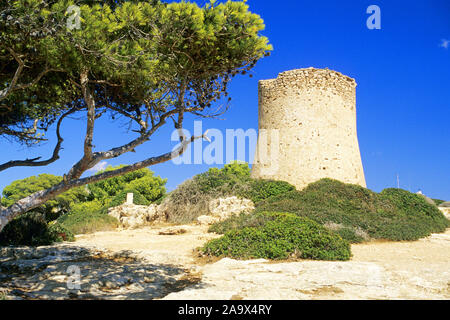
251 67 366 190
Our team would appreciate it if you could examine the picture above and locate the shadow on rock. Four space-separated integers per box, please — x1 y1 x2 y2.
0 245 203 300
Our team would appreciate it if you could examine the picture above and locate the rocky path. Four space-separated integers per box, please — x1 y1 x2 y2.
1 225 449 300
165 231 450 300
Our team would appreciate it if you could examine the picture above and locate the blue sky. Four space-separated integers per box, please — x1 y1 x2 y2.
1 0 449 200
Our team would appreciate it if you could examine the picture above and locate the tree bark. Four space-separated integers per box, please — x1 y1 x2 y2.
64 70 96 181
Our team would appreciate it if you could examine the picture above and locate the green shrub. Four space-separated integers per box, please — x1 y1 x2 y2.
255 179 449 242
125 175 166 203
48 223 75 242
194 162 251 194
69 200 106 215
56 201 119 235
202 212 351 261
211 212 369 244
334 227 366 244
209 211 276 234
240 179 295 203
0 212 74 246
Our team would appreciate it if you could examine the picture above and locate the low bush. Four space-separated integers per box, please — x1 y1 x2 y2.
47 223 76 243
161 162 295 223
208 211 275 234
242 179 295 203
333 226 367 244
56 200 119 235
254 179 449 242
211 212 369 244
0 212 74 246
49 188 152 236
202 212 351 261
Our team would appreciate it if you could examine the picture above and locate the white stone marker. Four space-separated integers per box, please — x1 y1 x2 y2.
126 193 134 205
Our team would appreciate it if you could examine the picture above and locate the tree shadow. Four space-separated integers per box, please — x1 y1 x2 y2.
0 245 204 300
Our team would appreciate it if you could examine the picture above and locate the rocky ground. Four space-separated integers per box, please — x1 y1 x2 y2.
1 224 449 300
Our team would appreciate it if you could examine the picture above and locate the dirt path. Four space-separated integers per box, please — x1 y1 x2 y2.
2 225 449 300
73 225 450 300
74 224 220 267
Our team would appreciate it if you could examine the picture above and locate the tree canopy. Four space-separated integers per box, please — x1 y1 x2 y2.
0 0 272 231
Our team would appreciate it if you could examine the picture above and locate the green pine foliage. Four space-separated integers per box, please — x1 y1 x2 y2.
1 174 88 221
0 166 166 239
53 167 165 236
1 0 272 241
1 0 272 145
87 166 166 204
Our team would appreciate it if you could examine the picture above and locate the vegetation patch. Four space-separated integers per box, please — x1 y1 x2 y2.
251 179 449 242
1 166 166 241
87 166 166 205
433 199 445 207
0 212 74 246
162 162 295 224
202 212 351 261
56 201 119 235
1 174 88 222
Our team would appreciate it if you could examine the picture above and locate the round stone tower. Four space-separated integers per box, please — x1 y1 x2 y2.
251 67 366 190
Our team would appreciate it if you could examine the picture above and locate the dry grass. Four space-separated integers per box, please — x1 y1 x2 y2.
159 178 243 224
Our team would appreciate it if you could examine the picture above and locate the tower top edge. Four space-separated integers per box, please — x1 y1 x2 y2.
259 67 357 88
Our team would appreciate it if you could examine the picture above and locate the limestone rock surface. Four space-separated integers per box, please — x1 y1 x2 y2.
108 204 159 229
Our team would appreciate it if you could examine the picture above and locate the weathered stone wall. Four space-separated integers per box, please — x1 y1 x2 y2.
252 67 366 190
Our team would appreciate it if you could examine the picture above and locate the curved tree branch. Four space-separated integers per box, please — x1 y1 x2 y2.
0 107 77 172
0 131 209 232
